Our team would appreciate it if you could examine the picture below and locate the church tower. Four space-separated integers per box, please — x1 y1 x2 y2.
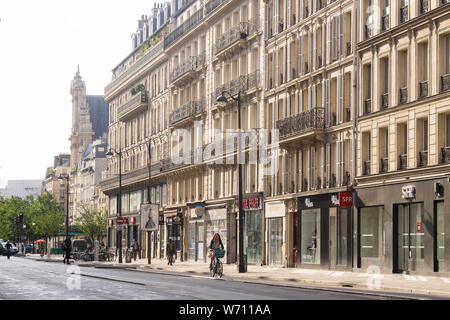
69 65 94 169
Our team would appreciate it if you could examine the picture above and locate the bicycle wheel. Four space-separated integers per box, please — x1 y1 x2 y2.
209 261 216 277
216 260 223 278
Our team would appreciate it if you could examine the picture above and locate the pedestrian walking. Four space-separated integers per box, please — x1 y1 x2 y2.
166 239 176 265
4 241 12 260
132 239 140 261
63 236 72 265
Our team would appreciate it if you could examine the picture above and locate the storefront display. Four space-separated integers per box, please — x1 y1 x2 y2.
205 207 228 262
265 201 285 266
360 206 383 258
301 208 321 264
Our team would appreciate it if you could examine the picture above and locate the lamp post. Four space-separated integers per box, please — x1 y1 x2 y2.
57 175 70 239
216 91 246 273
106 148 123 264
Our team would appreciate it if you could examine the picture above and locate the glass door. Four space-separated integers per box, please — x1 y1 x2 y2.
268 218 283 265
337 208 348 266
329 208 337 269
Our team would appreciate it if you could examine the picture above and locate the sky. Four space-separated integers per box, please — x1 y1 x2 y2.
0 0 157 187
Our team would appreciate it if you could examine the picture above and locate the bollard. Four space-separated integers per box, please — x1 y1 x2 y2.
94 240 99 262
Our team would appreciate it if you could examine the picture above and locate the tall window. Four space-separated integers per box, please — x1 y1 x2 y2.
360 206 383 258
445 35 450 75
446 114 450 147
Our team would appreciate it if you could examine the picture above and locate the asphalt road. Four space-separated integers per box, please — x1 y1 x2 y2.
0 256 434 300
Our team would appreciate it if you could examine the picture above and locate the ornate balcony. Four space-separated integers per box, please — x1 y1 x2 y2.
164 9 204 48
169 99 205 127
398 154 407 170
418 150 428 167
117 91 149 122
364 99 372 114
211 70 260 106
400 6 408 23
205 0 228 15
213 15 259 59
276 107 325 143
382 14 390 31
380 157 388 173
363 161 371 176
441 74 450 92
399 87 408 104
420 0 429 13
381 93 389 109
441 146 450 164
170 53 205 86
419 81 428 98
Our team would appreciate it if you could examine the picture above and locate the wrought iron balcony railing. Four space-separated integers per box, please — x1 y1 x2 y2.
211 70 260 105
164 9 204 48
400 6 409 23
399 87 408 104
169 99 205 126
441 146 450 163
213 16 259 55
380 157 388 173
382 14 390 31
117 91 149 120
205 0 228 15
398 154 407 170
381 93 389 109
418 150 428 167
363 160 371 176
420 0 429 13
170 53 205 83
276 107 325 139
441 74 450 92
364 98 372 114
419 81 428 98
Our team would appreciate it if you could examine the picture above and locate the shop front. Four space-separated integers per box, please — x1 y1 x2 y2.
297 192 353 270
188 204 206 262
355 177 449 275
164 209 184 261
239 194 264 265
265 201 286 266
205 206 230 263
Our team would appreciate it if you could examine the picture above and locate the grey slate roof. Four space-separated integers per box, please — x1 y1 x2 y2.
86 95 109 140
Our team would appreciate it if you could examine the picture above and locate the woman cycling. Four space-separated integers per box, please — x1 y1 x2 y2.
208 233 224 271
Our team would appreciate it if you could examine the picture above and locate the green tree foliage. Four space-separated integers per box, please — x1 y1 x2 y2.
0 197 31 241
75 206 107 241
28 193 65 241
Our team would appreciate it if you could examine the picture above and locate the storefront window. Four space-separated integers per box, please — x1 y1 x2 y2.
189 222 196 260
121 193 129 214
109 196 117 215
244 211 263 264
268 218 283 265
360 206 383 258
156 185 161 204
337 208 348 266
301 209 321 264
162 184 167 206
160 225 165 258
409 203 424 260
437 201 445 261
206 220 227 254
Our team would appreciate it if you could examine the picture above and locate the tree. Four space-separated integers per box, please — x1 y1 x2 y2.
31 193 65 243
75 206 108 241
0 197 31 242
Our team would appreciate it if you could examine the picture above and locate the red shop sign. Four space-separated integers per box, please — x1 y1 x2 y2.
338 192 353 207
237 197 261 210
130 217 136 224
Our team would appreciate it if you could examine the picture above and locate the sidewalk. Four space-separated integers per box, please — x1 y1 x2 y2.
25 253 450 298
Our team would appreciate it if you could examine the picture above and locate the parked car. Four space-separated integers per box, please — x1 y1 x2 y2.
0 242 19 255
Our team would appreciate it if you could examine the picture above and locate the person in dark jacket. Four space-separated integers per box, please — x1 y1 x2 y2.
166 239 176 265
208 233 224 269
4 241 12 260
63 236 72 265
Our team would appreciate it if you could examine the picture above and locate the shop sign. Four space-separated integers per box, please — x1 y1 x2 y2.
402 185 416 200
417 222 422 233
305 198 314 208
265 201 285 218
130 217 136 224
338 192 353 207
236 197 261 210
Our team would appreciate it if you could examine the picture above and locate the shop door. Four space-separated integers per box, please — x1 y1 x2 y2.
268 218 283 266
395 203 424 273
197 222 204 261
329 208 337 269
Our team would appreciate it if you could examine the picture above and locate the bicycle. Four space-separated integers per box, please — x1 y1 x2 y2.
209 249 225 278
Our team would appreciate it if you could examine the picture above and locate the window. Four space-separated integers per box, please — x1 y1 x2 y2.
445 35 450 75
360 206 383 258
301 209 321 264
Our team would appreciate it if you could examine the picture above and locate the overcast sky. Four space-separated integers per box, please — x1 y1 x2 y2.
0 0 156 187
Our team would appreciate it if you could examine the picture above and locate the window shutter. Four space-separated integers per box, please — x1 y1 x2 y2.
326 20 331 64
299 35 303 74
348 139 353 180
326 143 331 187
275 50 279 86
338 74 343 123
308 32 312 69
340 141 344 186
335 141 340 186
340 13 344 58
332 16 337 61
274 1 279 34
313 28 317 70
287 0 291 28
264 4 269 40
308 86 312 109
300 0 304 21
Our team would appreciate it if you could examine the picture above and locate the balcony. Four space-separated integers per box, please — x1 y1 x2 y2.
399 87 408 104
441 74 450 92
441 146 450 163
380 157 388 173
420 0 429 13
205 0 228 15
419 81 428 98
363 161 371 176
213 16 259 59
343 171 351 186
382 14 390 31
346 42 352 56
400 6 408 23
364 99 372 114
418 150 428 167
117 91 149 122
169 99 205 127
276 107 325 141
381 93 389 110
164 9 204 48
211 70 260 106
170 53 205 86
398 154 407 170
105 41 164 95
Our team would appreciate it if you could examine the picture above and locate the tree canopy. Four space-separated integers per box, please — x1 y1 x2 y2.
74 206 107 241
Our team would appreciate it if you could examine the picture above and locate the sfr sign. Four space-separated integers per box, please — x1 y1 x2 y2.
338 192 353 207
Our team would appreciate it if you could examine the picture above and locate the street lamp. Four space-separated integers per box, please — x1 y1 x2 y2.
106 148 123 264
216 91 247 273
57 174 70 239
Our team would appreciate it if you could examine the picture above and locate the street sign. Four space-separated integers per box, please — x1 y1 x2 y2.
116 217 126 225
